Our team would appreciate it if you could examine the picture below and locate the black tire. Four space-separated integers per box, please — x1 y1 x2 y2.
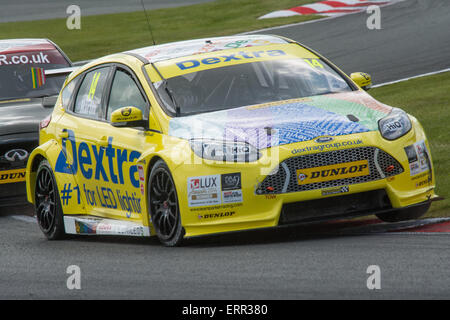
35 160 66 240
376 202 431 223
147 160 184 246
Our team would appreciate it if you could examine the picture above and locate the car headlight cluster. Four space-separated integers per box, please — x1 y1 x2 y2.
378 108 412 140
190 139 260 162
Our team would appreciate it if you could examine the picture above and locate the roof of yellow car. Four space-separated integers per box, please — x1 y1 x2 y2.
125 35 290 64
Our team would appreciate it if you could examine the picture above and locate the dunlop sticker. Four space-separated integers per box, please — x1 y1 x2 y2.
0 169 26 185
296 160 369 185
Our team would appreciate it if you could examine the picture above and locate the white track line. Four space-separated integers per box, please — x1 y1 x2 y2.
372 68 450 87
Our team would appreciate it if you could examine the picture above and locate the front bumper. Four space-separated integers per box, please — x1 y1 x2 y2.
0 133 38 208
165 120 437 238
0 182 28 207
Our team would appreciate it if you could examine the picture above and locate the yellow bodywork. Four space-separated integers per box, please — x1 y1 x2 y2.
25 40 438 238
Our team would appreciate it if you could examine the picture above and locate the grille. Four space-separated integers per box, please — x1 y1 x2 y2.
256 147 403 195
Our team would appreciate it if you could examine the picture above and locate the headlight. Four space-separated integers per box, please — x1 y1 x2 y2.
378 108 412 140
190 139 260 162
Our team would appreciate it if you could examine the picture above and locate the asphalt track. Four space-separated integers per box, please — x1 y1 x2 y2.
252 0 450 84
1 214 450 300
1 0 450 300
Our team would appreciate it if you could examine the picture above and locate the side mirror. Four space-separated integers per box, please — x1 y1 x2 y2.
110 106 147 128
42 96 58 108
350 72 372 91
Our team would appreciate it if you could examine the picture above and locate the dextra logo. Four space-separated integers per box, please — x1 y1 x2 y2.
55 129 141 188
0 52 50 66
176 50 287 70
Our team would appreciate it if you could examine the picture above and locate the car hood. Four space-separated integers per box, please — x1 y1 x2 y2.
0 97 55 137
168 91 393 149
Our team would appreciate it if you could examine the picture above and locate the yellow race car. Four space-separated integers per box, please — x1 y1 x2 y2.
26 35 438 246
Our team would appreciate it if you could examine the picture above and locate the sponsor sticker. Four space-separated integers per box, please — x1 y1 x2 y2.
198 211 236 220
54 130 142 189
188 173 243 207
296 160 369 185
404 145 418 163
0 169 26 185
66 216 149 236
0 52 51 66
221 172 243 204
405 140 430 176
415 178 431 188
31 67 46 89
187 174 221 207
291 138 364 155
137 164 145 196
222 190 243 204
175 49 287 71
132 35 289 64
321 186 349 196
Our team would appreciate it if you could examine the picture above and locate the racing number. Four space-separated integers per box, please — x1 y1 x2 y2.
60 183 81 206
88 72 101 100
304 58 324 69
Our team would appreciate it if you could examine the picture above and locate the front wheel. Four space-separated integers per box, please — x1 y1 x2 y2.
376 202 431 223
147 160 184 246
35 160 66 240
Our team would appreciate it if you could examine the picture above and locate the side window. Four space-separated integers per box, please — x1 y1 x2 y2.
61 78 77 109
73 67 110 118
107 69 147 121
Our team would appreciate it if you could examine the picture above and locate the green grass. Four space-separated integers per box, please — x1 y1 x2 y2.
0 0 320 62
370 72 450 218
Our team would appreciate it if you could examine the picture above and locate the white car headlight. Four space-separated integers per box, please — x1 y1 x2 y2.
378 108 412 140
190 139 260 162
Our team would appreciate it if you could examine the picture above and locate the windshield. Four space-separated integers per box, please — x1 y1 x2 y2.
0 49 70 102
154 57 353 116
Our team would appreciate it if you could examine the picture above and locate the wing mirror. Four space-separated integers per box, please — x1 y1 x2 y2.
110 106 147 128
350 72 372 91
42 96 58 108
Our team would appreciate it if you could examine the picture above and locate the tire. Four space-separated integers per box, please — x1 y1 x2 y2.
376 202 431 223
35 160 66 240
147 160 184 246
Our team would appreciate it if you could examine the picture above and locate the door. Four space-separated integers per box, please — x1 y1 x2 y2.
53 66 113 216
89 65 151 222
